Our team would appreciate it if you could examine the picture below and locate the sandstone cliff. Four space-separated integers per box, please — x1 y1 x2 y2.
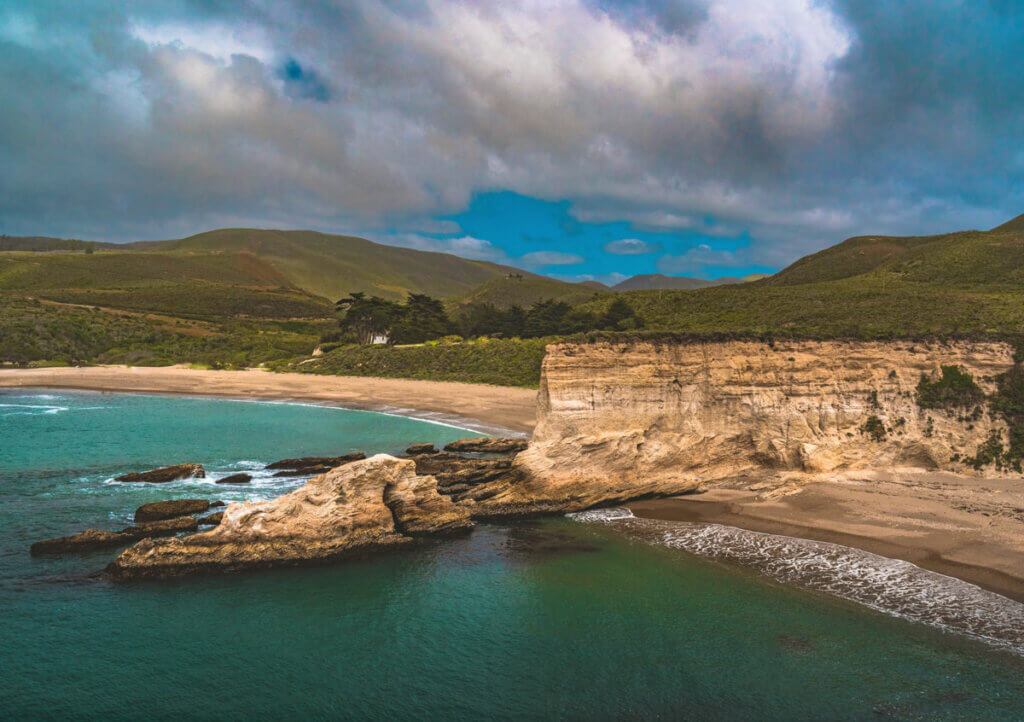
461 339 1016 514
107 455 471 579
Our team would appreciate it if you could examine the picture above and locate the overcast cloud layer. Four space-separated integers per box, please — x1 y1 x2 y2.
2 0 1023 276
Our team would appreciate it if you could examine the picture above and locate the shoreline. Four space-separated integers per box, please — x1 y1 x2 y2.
629 473 1024 604
0 366 537 436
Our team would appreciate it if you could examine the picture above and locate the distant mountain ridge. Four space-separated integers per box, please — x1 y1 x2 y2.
611 273 769 291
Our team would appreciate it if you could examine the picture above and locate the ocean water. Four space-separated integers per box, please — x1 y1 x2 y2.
2 390 1024 720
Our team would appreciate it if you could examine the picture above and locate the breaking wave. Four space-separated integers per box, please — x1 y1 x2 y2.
569 508 1024 656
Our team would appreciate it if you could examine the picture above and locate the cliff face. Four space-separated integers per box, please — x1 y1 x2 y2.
465 339 1015 514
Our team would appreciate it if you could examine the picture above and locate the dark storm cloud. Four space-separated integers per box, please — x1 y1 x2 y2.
1 0 1023 272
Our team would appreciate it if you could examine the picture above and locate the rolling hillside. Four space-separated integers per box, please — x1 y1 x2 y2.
142 228 532 301
611 273 768 291
766 215 1024 287
451 274 604 309
578 214 1024 337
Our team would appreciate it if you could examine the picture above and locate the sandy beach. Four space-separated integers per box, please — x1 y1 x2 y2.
0 366 537 434
630 470 1024 603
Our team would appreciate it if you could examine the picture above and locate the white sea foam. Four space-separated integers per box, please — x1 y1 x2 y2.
0 402 70 416
570 509 1024 656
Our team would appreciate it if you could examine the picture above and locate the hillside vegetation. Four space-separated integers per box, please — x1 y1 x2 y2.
5 214 1024 382
144 228 541 301
450 274 603 310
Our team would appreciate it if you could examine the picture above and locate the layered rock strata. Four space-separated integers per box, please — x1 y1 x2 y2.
31 517 199 555
107 455 470 579
458 339 1016 515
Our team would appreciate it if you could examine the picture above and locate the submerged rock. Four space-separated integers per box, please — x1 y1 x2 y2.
31 530 133 555
115 463 205 484
134 499 210 523
106 455 471 580
216 473 253 485
443 438 528 454
264 453 365 471
198 512 224 526
405 443 437 455
30 516 199 555
272 466 332 477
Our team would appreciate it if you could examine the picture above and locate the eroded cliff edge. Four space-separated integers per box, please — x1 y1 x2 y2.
109 338 1019 578
462 338 1017 514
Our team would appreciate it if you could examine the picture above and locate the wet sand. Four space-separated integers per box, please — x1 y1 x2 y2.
630 470 1024 603
0 365 537 434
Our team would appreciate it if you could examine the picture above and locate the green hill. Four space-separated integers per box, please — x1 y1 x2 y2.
577 214 1024 337
765 216 1024 288
145 228 525 301
611 273 767 291
452 274 603 309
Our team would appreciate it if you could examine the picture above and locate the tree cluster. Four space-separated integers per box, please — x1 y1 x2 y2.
334 292 643 345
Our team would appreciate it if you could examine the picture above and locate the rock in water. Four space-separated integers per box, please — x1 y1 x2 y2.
264 453 365 471
215 473 253 485
31 517 198 555
443 438 528 454
272 466 332 478
115 463 205 484
134 499 210 522
31 530 134 555
198 512 224 526
106 455 472 580
405 443 437 455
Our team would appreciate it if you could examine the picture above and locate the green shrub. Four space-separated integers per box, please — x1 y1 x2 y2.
915 365 985 410
860 415 887 442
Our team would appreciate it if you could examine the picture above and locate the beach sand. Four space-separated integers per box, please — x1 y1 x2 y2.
629 470 1024 602
0 365 537 434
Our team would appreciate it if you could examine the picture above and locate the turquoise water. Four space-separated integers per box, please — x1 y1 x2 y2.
2 390 1024 720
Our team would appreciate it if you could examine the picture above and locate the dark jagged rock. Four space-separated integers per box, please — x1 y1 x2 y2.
115 463 205 484
443 438 528 454
265 453 365 471
31 530 131 555
405 443 437 455
198 512 224 526
124 517 199 536
272 465 332 477
210 501 225 508
407 453 523 498
31 516 199 555
134 499 210 523
216 473 253 485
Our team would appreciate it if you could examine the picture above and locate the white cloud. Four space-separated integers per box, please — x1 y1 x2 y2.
657 244 741 273
603 238 660 255
520 251 585 266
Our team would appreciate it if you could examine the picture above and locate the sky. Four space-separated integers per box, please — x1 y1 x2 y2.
2 1 1024 282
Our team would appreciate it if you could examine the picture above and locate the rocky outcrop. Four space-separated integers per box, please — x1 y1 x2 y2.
31 517 198 555
407 453 524 501
134 499 210 522
457 339 1016 515
444 438 528 454
406 443 437 455
115 463 205 483
216 473 252 485
107 455 471 579
265 453 365 471
198 512 224 526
